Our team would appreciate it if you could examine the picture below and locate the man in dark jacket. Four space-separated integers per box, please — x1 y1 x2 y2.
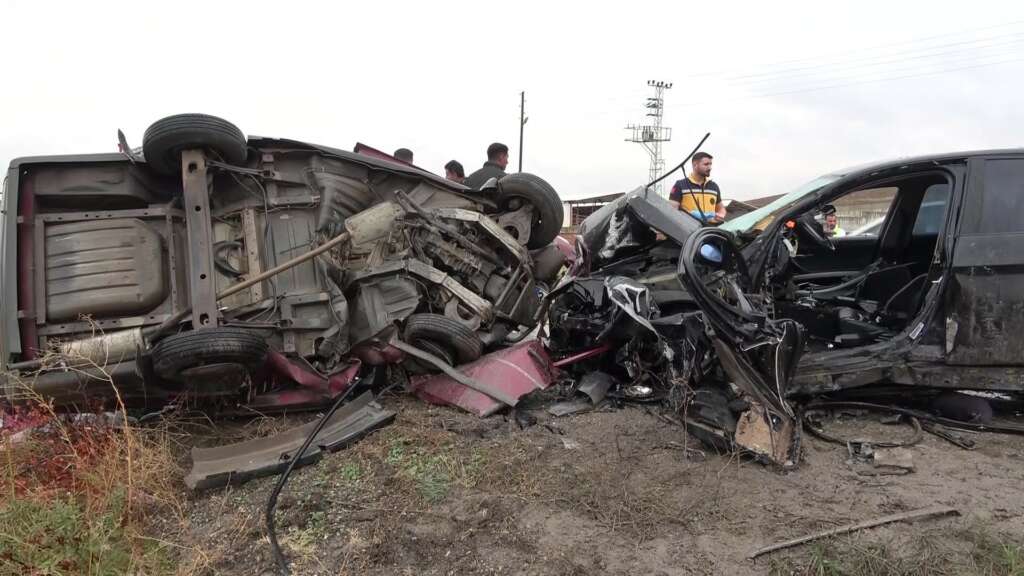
463 142 509 189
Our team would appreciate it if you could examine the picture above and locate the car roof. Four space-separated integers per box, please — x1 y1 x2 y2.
828 148 1024 181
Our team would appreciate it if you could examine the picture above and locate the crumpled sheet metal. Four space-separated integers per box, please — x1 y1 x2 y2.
734 402 799 468
267 350 360 395
411 340 554 417
246 352 362 411
604 276 660 337
577 187 700 271
185 391 394 491
548 371 615 416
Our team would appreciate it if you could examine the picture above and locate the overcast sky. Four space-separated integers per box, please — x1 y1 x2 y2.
3 0 1024 202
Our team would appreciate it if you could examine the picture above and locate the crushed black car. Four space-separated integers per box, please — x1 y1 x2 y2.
547 150 1024 465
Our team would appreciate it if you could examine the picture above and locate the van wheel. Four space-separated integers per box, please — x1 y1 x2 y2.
403 313 483 365
150 327 268 381
497 173 564 249
142 113 248 175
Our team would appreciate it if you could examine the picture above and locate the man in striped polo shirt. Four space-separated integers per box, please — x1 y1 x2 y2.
669 151 726 225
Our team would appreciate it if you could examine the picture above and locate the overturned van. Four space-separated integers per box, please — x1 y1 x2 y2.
0 114 565 411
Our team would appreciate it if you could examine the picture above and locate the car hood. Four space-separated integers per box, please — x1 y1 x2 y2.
576 187 701 270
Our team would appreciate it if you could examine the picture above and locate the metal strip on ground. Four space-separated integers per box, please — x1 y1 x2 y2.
185 391 394 491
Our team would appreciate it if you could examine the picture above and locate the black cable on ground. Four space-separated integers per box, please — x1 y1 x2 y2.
806 400 1024 435
803 406 923 448
265 374 367 575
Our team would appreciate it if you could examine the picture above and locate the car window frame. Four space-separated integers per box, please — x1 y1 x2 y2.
784 168 958 262
828 185 900 240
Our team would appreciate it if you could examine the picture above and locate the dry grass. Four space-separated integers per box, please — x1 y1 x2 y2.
342 409 510 505
538 447 725 544
768 523 1024 576
0 336 197 575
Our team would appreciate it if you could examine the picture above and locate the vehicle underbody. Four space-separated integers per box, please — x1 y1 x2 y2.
1 115 565 415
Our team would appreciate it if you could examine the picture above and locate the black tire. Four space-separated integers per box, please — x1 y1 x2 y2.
497 173 564 249
142 113 248 175
150 327 268 381
403 313 483 365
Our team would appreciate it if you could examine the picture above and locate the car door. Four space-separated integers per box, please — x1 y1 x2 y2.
946 156 1024 365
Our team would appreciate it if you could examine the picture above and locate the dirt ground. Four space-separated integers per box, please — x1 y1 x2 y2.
162 391 1024 575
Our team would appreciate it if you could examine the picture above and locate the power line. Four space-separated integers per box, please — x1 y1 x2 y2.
720 56 1024 104
721 46 1024 96
731 33 1024 85
691 19 1024 80
680 55 1024 107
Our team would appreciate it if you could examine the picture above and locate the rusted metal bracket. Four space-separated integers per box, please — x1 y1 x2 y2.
181 150 218 329
241 207 264 302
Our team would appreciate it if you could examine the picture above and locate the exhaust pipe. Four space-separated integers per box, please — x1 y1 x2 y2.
7 328 145 372
58 328 145 365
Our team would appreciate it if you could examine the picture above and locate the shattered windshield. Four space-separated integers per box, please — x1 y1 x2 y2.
721 174 843 233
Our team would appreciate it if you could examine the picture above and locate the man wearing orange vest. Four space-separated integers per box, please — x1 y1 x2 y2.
669 151 726 225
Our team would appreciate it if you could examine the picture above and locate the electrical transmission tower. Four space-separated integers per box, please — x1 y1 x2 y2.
625 80 673 196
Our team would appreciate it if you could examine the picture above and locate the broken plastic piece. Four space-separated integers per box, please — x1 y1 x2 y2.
871 447 915 474
734 403 798 468
548 400 593 417
549 371 615 416
699 243 723 263
577 371 614 403
185 391 394 491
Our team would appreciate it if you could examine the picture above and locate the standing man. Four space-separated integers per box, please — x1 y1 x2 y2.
394 148 414 163
444 160 465 184
670 152 726 224
463 142 509 190
823 206 847 237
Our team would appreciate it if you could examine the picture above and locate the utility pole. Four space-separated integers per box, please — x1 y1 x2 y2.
518 91 527 172
625 80 673 196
